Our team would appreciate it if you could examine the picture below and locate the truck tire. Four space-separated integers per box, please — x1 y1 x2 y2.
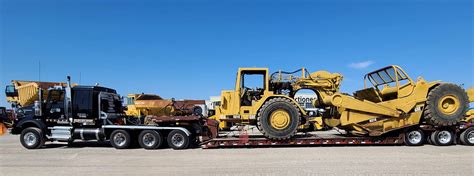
404 129 425 146
20 127 45 149
167 130 190 150
138 130 163 149
257 97 300 140
431 130 454 146
424 84 469 126
110 130 131 149
459 127 474 146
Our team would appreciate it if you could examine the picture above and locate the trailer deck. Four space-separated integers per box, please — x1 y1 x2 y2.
201 130 404 149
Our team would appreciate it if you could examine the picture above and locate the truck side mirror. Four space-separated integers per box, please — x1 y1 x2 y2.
100 111 108 120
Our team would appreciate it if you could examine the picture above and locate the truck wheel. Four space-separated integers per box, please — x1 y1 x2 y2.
110 130 131 149
424 84 469 126
167 130 190 150
257 97 300 140
138 130 163 149
459 127 474 146
404 129 425 146
20 127 45 149
431 130 454 146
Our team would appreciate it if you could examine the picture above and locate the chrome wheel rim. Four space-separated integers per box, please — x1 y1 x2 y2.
468 131 474 144
437 131 452 144
171 133 185 147
113 133 126 146
407 131 422 144
23 132 37 146
142 133 156 147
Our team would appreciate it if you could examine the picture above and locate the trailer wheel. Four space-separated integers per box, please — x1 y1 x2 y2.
257 97 301 140
167 130 190 150
138 130 163 149
110 130 131 149
460 127 474 146
20 127 45 149
404 129 425 146
431 130 454 146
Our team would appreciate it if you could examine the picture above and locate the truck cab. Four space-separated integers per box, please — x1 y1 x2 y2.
11 77 125 149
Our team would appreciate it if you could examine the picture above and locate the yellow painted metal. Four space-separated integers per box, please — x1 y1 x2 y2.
309 116 324 130
211 65 466 137
125 94 173 117
270 110 290 130
210 68 308 129
437 95 460 115
467 87 474 102
7 80 72 107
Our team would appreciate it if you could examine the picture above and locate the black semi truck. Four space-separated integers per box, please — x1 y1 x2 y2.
10 77 209 150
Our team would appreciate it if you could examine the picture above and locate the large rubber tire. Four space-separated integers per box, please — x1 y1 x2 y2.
431 130 454 146
257 97 301 140
138 130 163 150
424 84 469 126
20 127 45 149
404 129 425 146
167 130 190 150
110 130 131 149
459 127 474 146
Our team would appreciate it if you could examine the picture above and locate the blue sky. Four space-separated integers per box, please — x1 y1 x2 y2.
0 0 473 107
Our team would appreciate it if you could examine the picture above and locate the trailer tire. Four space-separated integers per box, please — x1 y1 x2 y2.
424 84 469 126
257 97 301 140
167 130 190 150
138 130 163 149
404 129 425 146
460 127 474 146
20 127 45 149
110 130 131 149
431 130 454 146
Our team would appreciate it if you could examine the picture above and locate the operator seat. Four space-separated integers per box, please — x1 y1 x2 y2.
353 87 382 103
379 86 398 101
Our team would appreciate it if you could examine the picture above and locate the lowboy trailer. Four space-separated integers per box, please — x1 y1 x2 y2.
200 123 474 148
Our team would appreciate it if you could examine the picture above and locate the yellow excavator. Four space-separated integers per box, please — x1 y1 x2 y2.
209 65 470 141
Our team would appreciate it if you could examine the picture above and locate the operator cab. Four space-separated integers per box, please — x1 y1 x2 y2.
239 69 267 106
354 65 414 102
